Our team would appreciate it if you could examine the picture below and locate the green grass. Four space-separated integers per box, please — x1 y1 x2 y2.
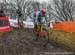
0 33 4 37
0 30 13 38
49 29 75 50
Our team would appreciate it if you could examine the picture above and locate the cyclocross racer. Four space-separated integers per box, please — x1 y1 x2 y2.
34 9 48 40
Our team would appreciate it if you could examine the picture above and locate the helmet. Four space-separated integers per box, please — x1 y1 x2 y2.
40 9 46 15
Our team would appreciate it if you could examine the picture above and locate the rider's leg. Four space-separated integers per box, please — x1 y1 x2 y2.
33 23 39 41
43 29 49 48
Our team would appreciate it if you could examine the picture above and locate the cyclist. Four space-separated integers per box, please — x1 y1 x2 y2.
34 9 48 40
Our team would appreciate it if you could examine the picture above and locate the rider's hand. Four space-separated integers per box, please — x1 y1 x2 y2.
36 23 38 25
35 22 38 25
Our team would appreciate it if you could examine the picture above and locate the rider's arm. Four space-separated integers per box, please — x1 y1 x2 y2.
35 14 38 24
35 11 40 24
45 14 48 22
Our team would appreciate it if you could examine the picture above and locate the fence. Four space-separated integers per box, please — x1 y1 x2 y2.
53 21 75 32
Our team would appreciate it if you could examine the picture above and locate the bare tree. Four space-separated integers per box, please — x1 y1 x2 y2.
52 0 74 21
46 3 53 20
6 0 34 28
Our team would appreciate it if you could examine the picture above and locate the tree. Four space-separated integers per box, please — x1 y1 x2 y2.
7 0 34 28
52 0 74 21
46 3 53 20
33 1 40 11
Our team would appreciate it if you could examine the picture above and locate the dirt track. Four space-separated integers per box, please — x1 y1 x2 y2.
0 28 74 55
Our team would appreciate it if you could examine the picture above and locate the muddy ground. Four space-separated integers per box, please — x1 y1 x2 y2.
0 28 74 55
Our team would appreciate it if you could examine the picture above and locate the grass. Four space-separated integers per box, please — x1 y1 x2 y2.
49 29 75 51
0 30 13 38
0 33 4 37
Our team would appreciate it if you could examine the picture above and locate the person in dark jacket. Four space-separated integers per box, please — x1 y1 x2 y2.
0 10 5 16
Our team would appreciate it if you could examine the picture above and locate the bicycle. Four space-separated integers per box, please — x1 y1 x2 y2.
34 18 49 47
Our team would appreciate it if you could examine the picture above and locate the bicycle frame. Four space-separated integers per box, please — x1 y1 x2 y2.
37 22 47 38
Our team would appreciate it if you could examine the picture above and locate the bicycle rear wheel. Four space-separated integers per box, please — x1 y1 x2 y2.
40 28 49 47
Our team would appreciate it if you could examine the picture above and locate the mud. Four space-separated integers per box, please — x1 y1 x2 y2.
0 28 74 55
